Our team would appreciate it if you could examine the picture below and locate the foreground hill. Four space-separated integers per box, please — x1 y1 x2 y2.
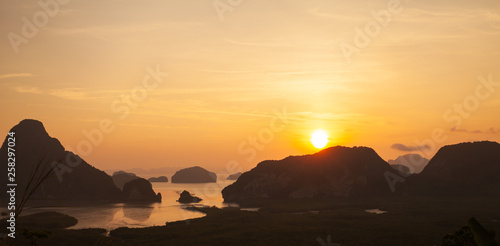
0 119 160 204
222 146 399 203
109 196 500 246
404 141 500 196
4 196 500 245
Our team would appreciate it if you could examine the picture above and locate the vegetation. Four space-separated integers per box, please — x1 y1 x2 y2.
1 196 499 245
0 212 77 229
0 211 112 246
20 228 51 246
468 217 499 246
2 124 499 245
107 196 499 246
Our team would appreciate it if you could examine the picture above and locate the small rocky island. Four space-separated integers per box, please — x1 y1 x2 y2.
177 190 202 203
148 176 169 182
123 178 162 202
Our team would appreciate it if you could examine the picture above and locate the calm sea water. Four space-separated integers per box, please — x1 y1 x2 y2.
11 181 236 231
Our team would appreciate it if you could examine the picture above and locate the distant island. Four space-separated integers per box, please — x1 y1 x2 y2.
171 166 217 183
148 176 169 182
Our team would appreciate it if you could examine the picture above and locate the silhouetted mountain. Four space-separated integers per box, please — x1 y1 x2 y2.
171 166 217 183
122 178 161 202
388 154 429 173
226 172 242 180
148 176 169 182
177 190 202 203
390 164 411 177
222 146 399 203
0 119 159 204
404 141 500 196
0 119 122 203
112 171 139 190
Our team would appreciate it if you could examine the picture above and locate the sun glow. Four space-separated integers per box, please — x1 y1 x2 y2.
310 129 329 149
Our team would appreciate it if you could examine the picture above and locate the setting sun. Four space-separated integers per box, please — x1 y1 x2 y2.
311 129 329 149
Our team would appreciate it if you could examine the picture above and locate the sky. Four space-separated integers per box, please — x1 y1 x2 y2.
1 0 499 173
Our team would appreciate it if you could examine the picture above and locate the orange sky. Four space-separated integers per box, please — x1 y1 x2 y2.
1 0 499 173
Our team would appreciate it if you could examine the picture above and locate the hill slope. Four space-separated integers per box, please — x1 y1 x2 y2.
0 119 160 204
405 141 500 196
222 146 399 203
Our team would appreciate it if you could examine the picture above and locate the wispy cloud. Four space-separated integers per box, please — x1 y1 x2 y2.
198 69 261 74
0 73 33 79
49 88 86 100
188 109 278 119
15 86 87 100
224 39 287 47
266 71 336 76
58 8 81 15
16 86 43 94
183 110 358 123
486 11 500 22
46 22 205 40
391 143 430 152
450 127 482 134
290 111 358 122
199 69 336 76
307 7 365 21
450 127 499 134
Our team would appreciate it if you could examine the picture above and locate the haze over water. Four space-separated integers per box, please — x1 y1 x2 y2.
1 182 234 231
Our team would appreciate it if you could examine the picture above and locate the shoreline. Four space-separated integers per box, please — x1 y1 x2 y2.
2 196 500 245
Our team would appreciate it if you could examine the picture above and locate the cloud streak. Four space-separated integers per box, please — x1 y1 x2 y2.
15 86 87 101
391 143 430 152
450 127 499 134
0 73 33 79
16 86 43 94
224 39 288 47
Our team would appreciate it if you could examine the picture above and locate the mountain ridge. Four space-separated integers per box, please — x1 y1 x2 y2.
0 119 160 204
403 141 500 196
222 146 399 203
